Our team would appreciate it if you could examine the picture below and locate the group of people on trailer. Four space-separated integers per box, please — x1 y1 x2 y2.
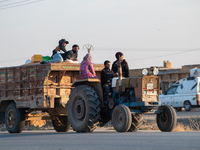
43 38 130 101
40 39 79 64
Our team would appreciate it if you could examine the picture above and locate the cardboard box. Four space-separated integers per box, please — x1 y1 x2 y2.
31 54 42 63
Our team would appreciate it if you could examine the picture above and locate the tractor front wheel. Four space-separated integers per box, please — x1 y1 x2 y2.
156 105 177 132
112 105 132 132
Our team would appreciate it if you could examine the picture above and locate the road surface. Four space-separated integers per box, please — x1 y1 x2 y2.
144 109 200 120
0 130 199 150
0 109 199 150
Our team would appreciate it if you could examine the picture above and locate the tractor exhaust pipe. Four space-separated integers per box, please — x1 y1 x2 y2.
118 60 122 87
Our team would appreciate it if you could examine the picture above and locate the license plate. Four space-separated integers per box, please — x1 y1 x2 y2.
147 83 154 90
147 91 157 95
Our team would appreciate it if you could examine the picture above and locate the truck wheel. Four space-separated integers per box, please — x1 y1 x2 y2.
5 102 25 133
156 105 177 132
184 101 191 111
128 114 143 132
67 85 101 132
112 105 132 132
52 116 70 132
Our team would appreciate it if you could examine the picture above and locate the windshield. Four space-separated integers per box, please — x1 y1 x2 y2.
165 86 178 95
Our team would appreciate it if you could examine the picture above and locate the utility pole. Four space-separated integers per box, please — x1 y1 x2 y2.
83 44 93 53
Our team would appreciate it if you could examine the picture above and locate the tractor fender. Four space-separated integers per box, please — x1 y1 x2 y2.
71 78 104 107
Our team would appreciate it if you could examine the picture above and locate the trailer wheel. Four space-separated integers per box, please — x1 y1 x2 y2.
184 101 191 111
156 105 177 132
52 116 70 132
67 85 101 132
128 114 144 132
112 105 132 132
175 107 182 111
5 102 25 133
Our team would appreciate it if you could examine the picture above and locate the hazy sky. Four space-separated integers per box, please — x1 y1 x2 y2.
0 0 200 69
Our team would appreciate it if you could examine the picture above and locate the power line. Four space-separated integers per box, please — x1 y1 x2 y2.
128 48 200 62
0 0 43 10
0 53 51 63
93 47 200 52
0 57 30 63
0 48 199 64
0 0 9 3
0 0 29 7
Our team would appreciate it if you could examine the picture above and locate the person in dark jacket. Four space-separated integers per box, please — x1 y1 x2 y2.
101 60 118 101
65 44 79 61
111 52 130 77
52 39 69 58
41 39 69 64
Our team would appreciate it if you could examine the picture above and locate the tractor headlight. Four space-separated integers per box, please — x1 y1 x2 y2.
142 69 148 75
153 68 159 75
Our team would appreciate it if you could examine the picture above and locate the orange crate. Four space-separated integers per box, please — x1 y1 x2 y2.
31 54 42 63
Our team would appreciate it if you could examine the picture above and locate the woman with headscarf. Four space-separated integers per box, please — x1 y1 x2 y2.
79 53 99 79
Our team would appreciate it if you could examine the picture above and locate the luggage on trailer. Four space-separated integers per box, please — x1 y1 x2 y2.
31 54 42 63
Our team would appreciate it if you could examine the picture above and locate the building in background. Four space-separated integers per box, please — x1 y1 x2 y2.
129 61 200 93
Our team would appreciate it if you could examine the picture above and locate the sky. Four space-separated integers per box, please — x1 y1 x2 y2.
0 0 200 69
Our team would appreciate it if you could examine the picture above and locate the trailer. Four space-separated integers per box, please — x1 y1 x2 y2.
0 63 103 133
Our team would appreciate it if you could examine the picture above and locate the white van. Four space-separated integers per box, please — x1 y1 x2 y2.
159 69 200 111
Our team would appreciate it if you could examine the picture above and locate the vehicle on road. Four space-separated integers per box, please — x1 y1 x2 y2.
0 63 103 133
67 67 177 133
0 62 177 133
159 69 200 111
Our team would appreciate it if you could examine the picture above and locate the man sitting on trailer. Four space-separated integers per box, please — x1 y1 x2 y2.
52 39 69 58
41 39 69 64
101 60 118 101
65 44 79 62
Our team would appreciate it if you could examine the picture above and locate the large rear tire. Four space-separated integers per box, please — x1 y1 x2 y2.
128 114 143 132
112 105 132 132
67 85 101 132
5 102 25 133
52 116 70 132
156 105 177 132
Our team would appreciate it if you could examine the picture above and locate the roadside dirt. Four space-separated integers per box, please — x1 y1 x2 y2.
1 116 200 132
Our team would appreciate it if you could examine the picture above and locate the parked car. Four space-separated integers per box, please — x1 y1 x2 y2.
159 69 200 111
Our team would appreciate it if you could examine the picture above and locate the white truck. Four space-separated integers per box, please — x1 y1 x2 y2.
159 69 200 111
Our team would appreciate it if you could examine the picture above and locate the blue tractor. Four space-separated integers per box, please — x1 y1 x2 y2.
66 68 177 132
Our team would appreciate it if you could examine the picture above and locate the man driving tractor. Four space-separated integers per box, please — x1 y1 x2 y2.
101 60 118 101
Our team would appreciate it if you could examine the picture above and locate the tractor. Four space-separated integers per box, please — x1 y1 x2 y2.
66 65 177 133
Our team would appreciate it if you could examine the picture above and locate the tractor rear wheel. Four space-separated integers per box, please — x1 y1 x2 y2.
128 114 144 132
67 85 101 132
156 105 177 132
112 105 132 132
52 116 70 132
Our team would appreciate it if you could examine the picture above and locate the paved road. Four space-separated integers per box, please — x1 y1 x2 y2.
144 109 200 120
0 130 200 150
